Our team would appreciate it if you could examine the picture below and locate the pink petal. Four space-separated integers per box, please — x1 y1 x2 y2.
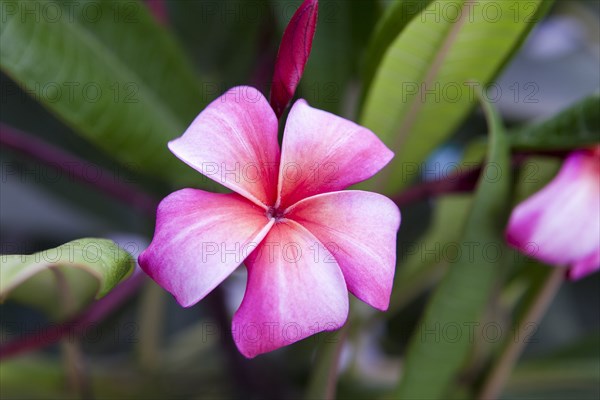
286 191 401 310
506 149 600 279
232 220 348 358
144 0 169 25
569 251 600 280
139 189 273 307
269 0 318 118
169 86 280 207
277 99 394 208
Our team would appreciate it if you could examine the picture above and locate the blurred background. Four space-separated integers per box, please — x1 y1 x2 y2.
1 0 599 399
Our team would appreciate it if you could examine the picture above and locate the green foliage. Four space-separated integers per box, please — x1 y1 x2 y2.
504 336 600 398
510 94 600 149
0 0 208 186
304 327 348 400
389 195 472 315
359 0 553 194
0 238 133 318
362 0 433 100
396 97 512 399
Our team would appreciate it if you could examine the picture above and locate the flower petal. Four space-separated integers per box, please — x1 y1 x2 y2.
139 189 273 307
145 0 169 25
169 86 280 207
286 190 401 310
269 0 318 118
232 220 348 358
569 251 600 280
506 149 600 279
277 99 394 208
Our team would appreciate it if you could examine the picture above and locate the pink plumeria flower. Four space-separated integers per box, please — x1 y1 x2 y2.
506 145 600 280
139 86 400 358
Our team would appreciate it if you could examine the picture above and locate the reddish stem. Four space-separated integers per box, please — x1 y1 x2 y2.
391 151 557 208
0 123 158 216
391 166 482 208
0 272 146 360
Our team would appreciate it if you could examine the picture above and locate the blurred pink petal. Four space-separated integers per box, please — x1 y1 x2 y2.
568 251 600 280
269 0 318 118
232 220 348 358
145 0 169 25
139 189 273 307
287 191 401 310
506 147 600 279
169 86 280 207
277 99 394 208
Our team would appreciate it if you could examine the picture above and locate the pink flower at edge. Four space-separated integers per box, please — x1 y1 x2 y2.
506 146 600 280
138 86 401 358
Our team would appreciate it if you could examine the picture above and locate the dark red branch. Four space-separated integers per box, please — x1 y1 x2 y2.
0 123 158 216
0 272 146 360
391 166 482 208
391 151 553 208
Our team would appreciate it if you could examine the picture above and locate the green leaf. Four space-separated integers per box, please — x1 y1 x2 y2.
304 326 348 400
0 357 68 399
362 0 433 100
510 94 600 149
395 96 511 399
0 0 208 186
504 336 600 398
0 238 134 318
513 156 561 203
506 359 600 399
389 194 472 315
359 0 553 194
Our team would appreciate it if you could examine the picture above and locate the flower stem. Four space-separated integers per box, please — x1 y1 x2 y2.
136 282 166 371
477 267 564 400
61 340 93 399
390 151 563 208
304 323 350 400
0 271 145 360
204 287 285 399
51 268 93 398
391 165 481 208
0 123 158 216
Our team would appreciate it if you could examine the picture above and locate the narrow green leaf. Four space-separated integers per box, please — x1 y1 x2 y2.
510 94 600 149
0 0 208 186
478 263 563 399
0 357 67 399
0 238 134 318
506 360 600 399
362 0 433 99
359 0 553 194
389 195 473 315
504 336 600 398
395 97 511 399
304 326 348 400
